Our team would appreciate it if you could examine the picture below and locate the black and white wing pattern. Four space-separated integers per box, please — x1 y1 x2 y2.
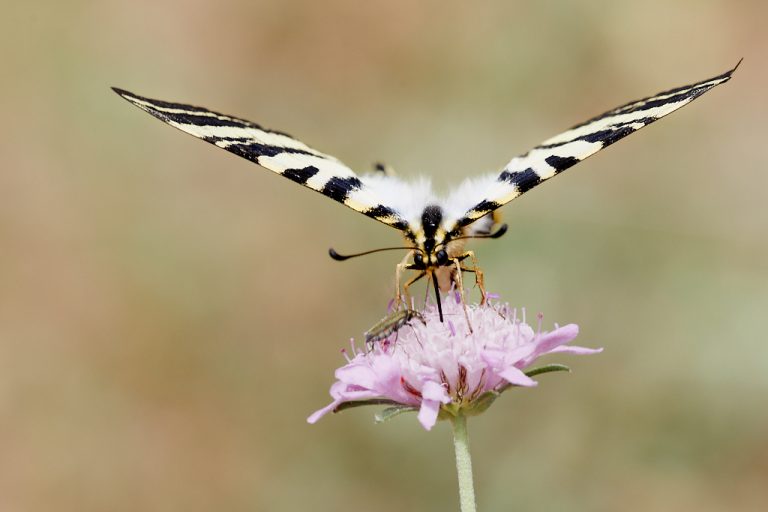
450 62 740 230
112 88 410 231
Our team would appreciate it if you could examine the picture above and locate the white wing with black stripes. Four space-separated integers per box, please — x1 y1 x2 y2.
448 62 740 231
112 88 412 232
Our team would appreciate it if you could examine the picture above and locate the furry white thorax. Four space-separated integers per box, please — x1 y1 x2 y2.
359 172 499 233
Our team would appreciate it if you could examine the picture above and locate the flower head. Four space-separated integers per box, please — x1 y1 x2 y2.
309 295 602 430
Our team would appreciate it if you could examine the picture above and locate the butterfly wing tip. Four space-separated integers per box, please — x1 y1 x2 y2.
111 87 138 101
714 59 742 84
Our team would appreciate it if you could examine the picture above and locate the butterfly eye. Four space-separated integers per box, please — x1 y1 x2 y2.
436 250 448 265
414 253 424 267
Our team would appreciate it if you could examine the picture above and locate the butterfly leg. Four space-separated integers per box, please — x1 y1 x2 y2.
402 270 426 307
451 258 474 333
455 250 487 304
394 251 414 307
458 266 488 302
422 272 432 305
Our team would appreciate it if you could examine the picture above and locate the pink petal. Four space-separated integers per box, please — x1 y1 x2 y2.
504 344 538 363
522 324 580 365
336 364 377 389
480 348 505 368
339 389 381 401
536 324 579 352
549 345 603 355
328 380 349 398
481 344 537 371
370 355 403 383
417 399 441 430
499 366 538 387
422 380 450 403
415 381 450 431
308 386 384 424
307 400 342 424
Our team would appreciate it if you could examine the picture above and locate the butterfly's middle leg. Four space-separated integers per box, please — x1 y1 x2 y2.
450 257 474 333
453 250 487 304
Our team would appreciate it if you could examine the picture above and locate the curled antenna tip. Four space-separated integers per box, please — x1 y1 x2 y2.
328 248 348 261
490 223 508 238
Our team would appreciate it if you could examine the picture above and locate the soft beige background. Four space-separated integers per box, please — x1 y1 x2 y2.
1 1 766 511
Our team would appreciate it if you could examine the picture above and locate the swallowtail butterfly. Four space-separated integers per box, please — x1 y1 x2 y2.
114 62 738 320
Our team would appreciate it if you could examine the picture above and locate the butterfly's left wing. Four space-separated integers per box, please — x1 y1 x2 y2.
446 62 740 232
112 88 410 231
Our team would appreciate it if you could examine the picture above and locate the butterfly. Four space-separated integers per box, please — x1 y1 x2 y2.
114 61 738 321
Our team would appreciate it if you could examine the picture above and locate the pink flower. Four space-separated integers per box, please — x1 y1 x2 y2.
308 296 602 430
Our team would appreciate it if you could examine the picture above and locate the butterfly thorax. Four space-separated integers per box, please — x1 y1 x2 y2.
405 204 464 270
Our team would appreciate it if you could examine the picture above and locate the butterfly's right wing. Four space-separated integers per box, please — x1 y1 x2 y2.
113 88 410 232
445 62 739 232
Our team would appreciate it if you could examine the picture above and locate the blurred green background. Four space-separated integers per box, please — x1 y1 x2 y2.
1 1 766 510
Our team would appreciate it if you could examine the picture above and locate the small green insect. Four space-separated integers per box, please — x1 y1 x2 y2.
365 308 426 348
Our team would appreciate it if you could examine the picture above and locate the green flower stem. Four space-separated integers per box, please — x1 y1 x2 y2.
451 414 477 512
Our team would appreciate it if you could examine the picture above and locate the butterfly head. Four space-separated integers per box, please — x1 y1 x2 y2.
408 205 454 270
329 204 506 269
408 205 507 270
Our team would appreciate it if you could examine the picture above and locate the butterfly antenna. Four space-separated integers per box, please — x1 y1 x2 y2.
329 246 420 261
455 223 508 242
434 224 508 251
486 223 508 238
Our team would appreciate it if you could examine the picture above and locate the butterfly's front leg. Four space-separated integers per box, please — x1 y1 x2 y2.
393 251 411 306
401 269 426 308
395 251 423 307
